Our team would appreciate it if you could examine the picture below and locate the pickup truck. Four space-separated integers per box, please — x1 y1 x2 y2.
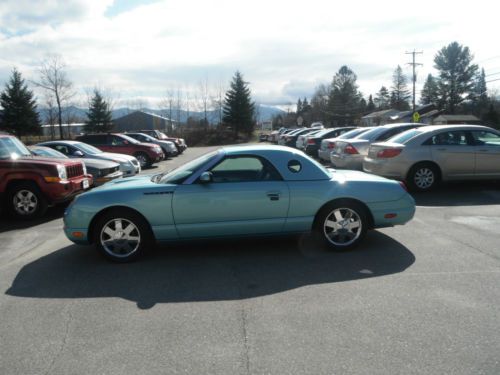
0 133 92 219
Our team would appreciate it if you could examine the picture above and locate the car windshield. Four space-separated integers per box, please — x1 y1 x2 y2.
388 129 424 144
155 151 218 184
119 134 141 144
0 137 32 159
31 147 68 158
137 133 156 142
76 142 103 154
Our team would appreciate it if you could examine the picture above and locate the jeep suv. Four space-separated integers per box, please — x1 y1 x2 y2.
76 133 164 168
0 133 92 219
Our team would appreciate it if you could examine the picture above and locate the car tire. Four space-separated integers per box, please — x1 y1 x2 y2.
6 182 48 220
407 163 440 192
313 200 368 251
93 208 154 263
134 152 151 168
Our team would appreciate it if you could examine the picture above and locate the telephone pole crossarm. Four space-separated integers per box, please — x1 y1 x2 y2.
406 50 423 114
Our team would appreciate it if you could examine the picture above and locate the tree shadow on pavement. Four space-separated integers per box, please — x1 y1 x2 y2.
6 231 415 310
412 180 500 207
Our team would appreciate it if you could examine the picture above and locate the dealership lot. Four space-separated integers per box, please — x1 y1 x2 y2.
0 146 499 375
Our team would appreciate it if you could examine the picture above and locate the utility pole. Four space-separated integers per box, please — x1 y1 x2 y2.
406 50 423 113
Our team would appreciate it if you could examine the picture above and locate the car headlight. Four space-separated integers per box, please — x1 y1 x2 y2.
57 164 67 180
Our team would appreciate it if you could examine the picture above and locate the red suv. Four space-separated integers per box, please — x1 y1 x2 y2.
0 133 92 219
75 133 164 168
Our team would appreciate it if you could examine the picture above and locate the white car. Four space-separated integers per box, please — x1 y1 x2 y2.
317 127 374 162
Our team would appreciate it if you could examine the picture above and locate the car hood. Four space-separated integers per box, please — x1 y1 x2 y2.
90 174 176 192
98 152 136 162
81 158 119 169
15 155 80 167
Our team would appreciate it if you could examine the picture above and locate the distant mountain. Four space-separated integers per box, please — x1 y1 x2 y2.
37 104 285 124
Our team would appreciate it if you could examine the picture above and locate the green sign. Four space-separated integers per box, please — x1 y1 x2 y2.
412 112 420 123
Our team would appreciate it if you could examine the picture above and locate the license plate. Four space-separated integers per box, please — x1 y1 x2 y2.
82 179 90 189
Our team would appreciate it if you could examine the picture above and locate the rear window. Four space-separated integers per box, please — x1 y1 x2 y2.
388 129 423 144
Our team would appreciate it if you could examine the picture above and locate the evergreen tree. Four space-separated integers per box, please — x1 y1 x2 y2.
473 68 488 116
434 41 478 114
367 94 375 111
302 97 309 109
0 68 41 137
85 89 113 133
296 98 303 113
390 65 411 110
483 103 499 129
374 86 390 109
223 71 255 136
420 74 439 106
328 65 362 125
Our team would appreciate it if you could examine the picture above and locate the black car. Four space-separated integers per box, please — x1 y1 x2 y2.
303 127 357 156
282 128 319 148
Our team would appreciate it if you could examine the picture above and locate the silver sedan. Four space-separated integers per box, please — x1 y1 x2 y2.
363 124 500 191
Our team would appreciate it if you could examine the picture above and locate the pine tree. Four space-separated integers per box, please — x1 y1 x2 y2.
434 42 478 114
328 66 362 125
473 68 488 116
420 74 439 106
223 71 255 136
85 89 113 133
367 94 375 111
390 65 411 110
0 68 41 137
374 86 390 109
297 98 303 113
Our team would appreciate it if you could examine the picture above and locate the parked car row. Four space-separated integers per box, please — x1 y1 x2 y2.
263 122 500 192
0 129 188 220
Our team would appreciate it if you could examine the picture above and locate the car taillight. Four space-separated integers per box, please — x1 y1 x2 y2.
344 144 359 154
377 149 402 158
327 142 335 149
307 139 315 144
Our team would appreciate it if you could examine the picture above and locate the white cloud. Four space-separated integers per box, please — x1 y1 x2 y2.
1 0 499 105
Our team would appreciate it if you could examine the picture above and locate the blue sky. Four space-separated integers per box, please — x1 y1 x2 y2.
1 0 499 109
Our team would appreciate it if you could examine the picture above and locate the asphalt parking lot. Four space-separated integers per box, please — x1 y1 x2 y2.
1 146 499 375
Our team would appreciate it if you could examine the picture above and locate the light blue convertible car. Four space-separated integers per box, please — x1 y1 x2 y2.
64 145 415 262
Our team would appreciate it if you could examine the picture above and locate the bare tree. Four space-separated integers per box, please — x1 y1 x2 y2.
44 95 58 140
160 89 175 132
211 79 226 127
198 77 210 127
33 55 74 139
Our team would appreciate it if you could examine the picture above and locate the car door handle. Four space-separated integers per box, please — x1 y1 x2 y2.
266 192 280 201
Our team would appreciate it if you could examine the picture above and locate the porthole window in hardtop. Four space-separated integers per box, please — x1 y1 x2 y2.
288 159 302 173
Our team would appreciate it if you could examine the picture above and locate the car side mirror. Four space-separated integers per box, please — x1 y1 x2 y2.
199 171 213 183
73 150 84 157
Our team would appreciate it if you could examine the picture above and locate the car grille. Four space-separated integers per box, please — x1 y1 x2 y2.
67 163 84 178
101 166 120 176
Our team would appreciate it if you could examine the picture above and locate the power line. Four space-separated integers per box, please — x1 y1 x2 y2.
485 71 500 77
406 50 423 113
486 78 500 84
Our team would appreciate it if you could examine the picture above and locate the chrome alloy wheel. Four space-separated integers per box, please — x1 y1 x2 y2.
13 189 38 215
100 218 141 258
323 207 362 246
135 154 148 168
413 167 435 189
